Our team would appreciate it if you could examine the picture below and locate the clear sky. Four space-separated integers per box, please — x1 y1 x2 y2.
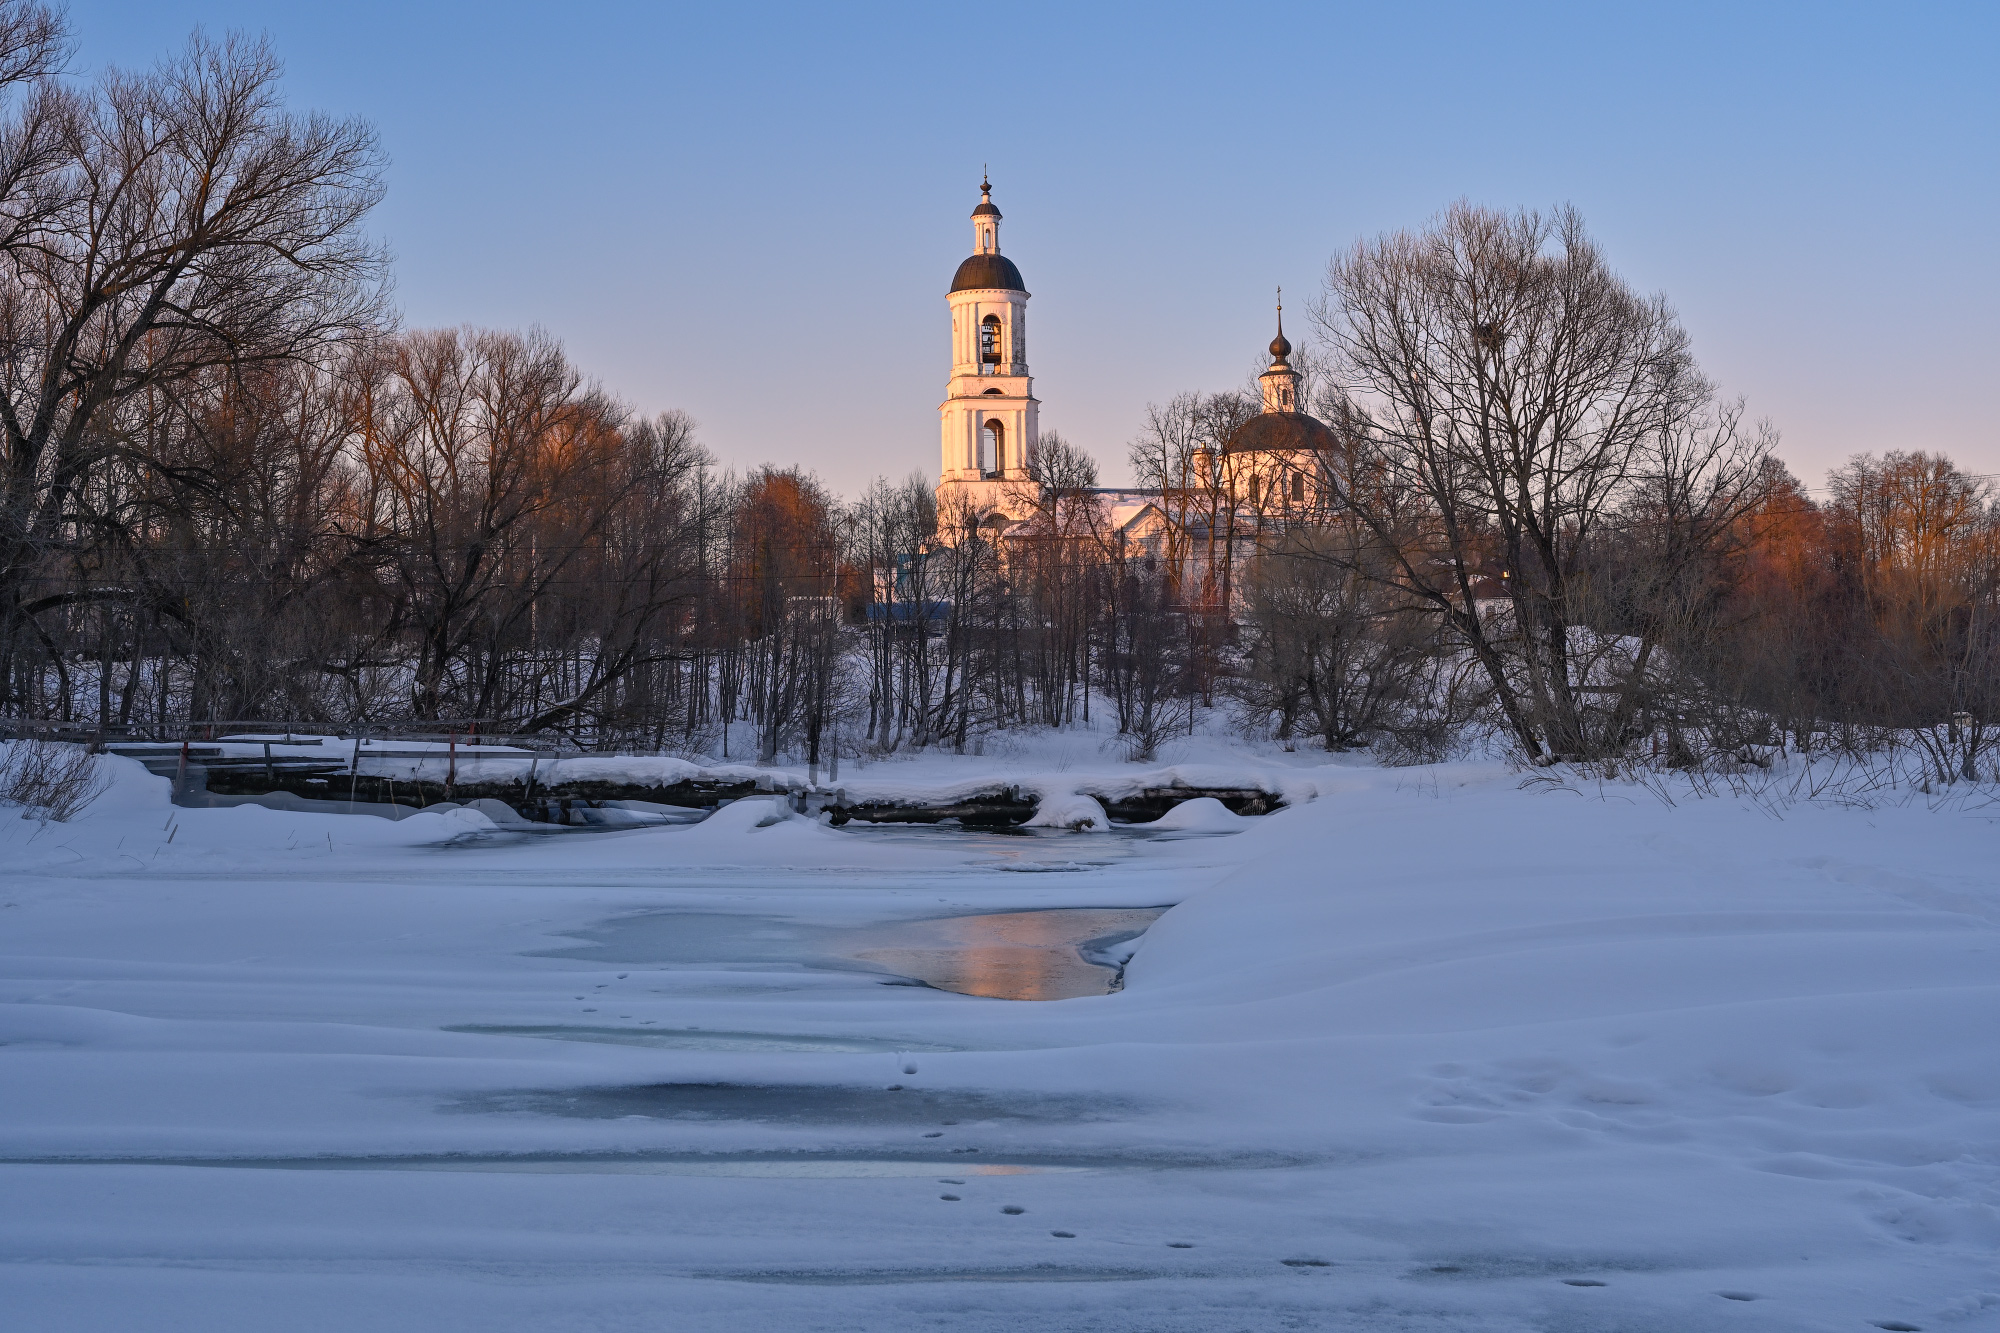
69 0 2000 497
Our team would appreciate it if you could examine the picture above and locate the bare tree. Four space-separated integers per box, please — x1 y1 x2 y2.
0 29 385 707
1576 401 1777 756
348 328 627 720
1309 202 1712 760
1129 390 1255 605
724 467 842 763
1231 524 1450 755
1014 430 1103 725
513 410 713 740
1825 451 2000 781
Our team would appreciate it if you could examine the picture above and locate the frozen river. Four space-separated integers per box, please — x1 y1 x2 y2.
3 763 1997 1332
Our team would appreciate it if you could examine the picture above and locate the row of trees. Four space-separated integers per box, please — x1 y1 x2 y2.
1224 203 1998 779
0 8 1199 760
2 5 1992 778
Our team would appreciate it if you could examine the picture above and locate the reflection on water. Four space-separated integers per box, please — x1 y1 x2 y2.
852 909 1164 1000
541 906 1169 1001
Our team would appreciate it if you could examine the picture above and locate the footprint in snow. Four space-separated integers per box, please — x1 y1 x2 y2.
1051 1231 1075 1238
939 1194 960 1201
1562 1279 1606 1287
1167 1242 1194 1249
1281 1259 1330 1268
1717 1291 1759 1301
1873 1324 1922 1332
1001 1206 1025 1215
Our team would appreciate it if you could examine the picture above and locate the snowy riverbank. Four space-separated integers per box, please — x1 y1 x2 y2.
1 744 1996 1331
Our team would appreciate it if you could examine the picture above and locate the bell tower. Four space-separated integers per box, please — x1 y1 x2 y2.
938 177 1037 515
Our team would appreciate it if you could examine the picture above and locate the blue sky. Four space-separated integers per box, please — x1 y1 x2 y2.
70 1 2000 495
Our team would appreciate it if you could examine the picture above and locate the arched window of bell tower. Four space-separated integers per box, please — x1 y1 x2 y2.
979 315 1002 370
981 419 1005 477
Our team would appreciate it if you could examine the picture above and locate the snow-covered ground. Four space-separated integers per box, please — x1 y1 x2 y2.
2 741 1997 1332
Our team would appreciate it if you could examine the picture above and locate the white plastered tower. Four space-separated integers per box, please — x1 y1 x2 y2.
936 178 1037 524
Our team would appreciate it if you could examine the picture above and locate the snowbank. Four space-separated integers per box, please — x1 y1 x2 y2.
1142 795 1249 832
1022 790 1110 831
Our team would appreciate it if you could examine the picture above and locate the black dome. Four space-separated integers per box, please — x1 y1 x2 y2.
971 200 1001 218
950 253 1026 294
1225 411 1337 455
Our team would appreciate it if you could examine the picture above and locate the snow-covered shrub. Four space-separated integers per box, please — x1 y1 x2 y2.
0 739 109 823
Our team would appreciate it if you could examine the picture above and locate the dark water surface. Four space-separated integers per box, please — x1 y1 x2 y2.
3 1154 1109 1178
450 1081 1131 1124
442 1025 962 1053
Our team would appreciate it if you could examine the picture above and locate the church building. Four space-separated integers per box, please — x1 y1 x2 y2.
932 180 1333 560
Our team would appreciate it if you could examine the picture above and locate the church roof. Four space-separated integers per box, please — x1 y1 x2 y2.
950 252 1026 294
971 200 1001 218
1225 411 1338 455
